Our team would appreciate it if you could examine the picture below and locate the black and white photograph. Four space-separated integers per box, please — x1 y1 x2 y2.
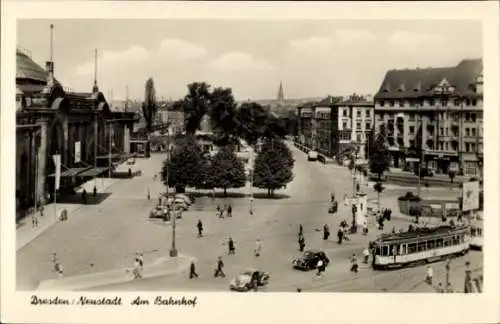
2 1 499 324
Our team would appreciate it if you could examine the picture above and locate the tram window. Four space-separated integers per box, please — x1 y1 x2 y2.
436 239 444 248
375 247 381 255
427 240 435 249
452 236 459 245
418 242 426 252
408 243 417 254
477 229 483 236
402 244 407 255
382 246 389 256
471 228 477 236
460 235 465 243
444 238 450 247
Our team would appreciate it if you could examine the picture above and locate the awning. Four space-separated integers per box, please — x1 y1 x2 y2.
48 167 88 178
77 167 109 178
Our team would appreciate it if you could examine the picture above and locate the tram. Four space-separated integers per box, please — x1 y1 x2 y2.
372 225 470 269
469 220 483 250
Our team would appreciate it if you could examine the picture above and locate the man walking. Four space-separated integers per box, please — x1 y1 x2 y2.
323 224 330 240
426 266 434 285
197 220 203 238
363 247 370 264
298 224 303 237
298 235 305 252
316 259 325 277
228 237 236 255
254 239 262 257
189 261 198 279
82 189 88 205
93 185 97 199
227 204 233 217
337 227 344 244
214 256 225 278
350 254 359 274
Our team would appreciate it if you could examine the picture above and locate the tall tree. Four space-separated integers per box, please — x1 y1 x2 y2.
209 87 239 146
235 102 270 146
196 153 215 190
369 125 391 180
175 82 212 135
210 145 247 196
253 139 294 197
161 135 203 193
142 78 157 133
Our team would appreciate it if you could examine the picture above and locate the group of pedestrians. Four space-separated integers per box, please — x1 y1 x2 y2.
216 204 233 218
337 220 351 244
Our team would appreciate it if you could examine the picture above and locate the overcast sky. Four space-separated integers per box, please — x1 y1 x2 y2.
17 19 482 101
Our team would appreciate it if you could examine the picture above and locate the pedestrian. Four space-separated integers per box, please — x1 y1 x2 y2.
189 261 198 279
323 224 330 240
137 253 144 270
128 168 132 177
82 189 88 204
249 196 254 215
343 194 348 206
299 236 305 252
426 266 433 285
254 239 262 257
39 201 44 217
216 205 222 218
214 256 225 278
54 262 64 278
227 204 232 217
316 259 325 277
464 261 473 293
51 253 58 265
337 228 343 244
296 288 302 292
363 247 370 264
132 258 142 279
93 185 97 198
228 237 235 255
147 188 150 201
197 220 203 237
330 192 335 203
436 282 445 293
350 254 358 273
298 224 303 237
343 227 350 241
362 220 368 235
392 226 396 234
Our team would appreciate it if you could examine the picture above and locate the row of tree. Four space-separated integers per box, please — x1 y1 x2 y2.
161 137 294 197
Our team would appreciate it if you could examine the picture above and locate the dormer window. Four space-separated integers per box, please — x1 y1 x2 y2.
397 84 405 92
382 84 390 93
413 81 421 92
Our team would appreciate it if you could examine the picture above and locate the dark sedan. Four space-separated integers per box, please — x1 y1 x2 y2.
292 249 330 271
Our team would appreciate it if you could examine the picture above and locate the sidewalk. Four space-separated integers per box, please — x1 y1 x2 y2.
37 254 195 291
17 177 119 252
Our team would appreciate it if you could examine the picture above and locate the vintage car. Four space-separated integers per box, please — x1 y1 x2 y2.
292 249 330 271
307 150 318 161
149 206 169 220
175 193 194 205
229 269 270 292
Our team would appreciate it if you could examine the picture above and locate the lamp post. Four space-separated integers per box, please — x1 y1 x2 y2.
166 114 177 257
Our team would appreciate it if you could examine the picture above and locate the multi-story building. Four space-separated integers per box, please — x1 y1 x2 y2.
296 94 375 162
374 59 483 176
156 102 185 135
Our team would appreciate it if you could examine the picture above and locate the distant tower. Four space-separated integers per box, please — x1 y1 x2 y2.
277 81 285 105
92 49 99 93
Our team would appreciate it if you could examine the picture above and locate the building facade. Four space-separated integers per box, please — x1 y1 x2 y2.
374 59 483 176
16 47 138 218
296 94 374 162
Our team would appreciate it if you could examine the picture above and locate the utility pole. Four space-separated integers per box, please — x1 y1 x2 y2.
167 107 177 257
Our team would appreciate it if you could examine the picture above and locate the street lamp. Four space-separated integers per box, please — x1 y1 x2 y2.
165 117 178 257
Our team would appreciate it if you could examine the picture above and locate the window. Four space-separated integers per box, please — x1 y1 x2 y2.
399 100 405 107
409 126 415 134
440 127 444 136
466 128 470 136
343 109 348 117
366 110 371 118
471 113 477 122
471 128 476 137
426 240 435 250
410 140 415 147
382 246 389 256
356 122 361 130
440 142 444 150
365 122 371 130
466 143 470 152
342 122 348 129
408 243 417 254
357 110 361 118
454 99 460 106
472 99 477 106
417 242 426 252
445 142 449 150
388 101 394 107
429 99 435 106
471 143 476 152
356 133 362 142
436 239 444 248
466 99 471 106
379 100 385 107
409 113 415 121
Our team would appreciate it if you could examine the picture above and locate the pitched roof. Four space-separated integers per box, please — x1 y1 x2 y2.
374 59 482 100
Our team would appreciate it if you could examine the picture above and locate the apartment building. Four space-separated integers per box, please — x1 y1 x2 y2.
296 94 375 162
374 59 483 176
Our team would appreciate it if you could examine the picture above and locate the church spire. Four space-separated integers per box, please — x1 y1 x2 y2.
92 48 99 93
277 81 284 104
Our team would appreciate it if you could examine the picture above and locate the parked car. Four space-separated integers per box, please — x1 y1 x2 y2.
307 150 318 161
292 249 330 271
229 269 270 291
149 206 169 220
175 193 194 205
126 157 136 165
174 199 189 211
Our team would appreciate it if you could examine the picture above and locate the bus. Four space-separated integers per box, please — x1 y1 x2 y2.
469 220 483 250
372 225 470 269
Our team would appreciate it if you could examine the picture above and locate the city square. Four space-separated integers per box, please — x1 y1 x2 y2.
15 19 484 294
